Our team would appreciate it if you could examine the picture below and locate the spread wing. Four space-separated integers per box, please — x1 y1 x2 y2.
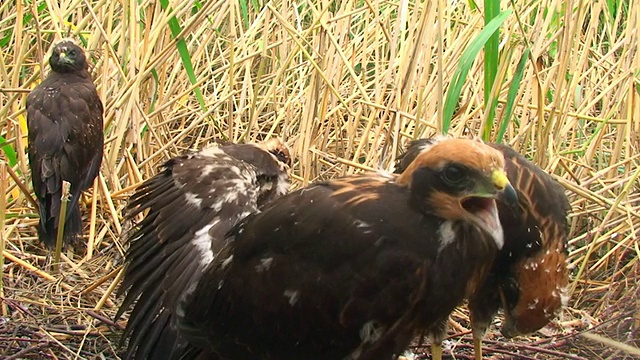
117 144 289 359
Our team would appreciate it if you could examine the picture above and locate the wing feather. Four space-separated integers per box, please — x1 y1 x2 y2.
117 143 290 360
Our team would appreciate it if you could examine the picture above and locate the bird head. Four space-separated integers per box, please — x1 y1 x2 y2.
259 137 293 169
396 138 518 249
49 39 88 73
499 242 570 337
489 153 571 338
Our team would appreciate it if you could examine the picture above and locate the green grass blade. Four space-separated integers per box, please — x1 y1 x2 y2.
483 0 500 139
239 0 250 29
484 0 500 99
605 0 616 20
158 0 226 138
442 9 512 134
192 0 203 13
138 69 160 138
496 48 530 143
0 28 12 48
0 136 18 167
159 0 207 112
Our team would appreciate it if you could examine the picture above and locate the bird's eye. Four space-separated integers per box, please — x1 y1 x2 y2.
442 165 464 184
271 149 291 167
275 151 288 163
68 50 76 56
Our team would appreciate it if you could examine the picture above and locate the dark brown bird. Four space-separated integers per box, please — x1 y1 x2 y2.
395 138 570 359
175 138 517 359
116 138 292 360
26 39 104 249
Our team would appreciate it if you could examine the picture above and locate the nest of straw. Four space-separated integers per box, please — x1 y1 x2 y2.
1 0 639 359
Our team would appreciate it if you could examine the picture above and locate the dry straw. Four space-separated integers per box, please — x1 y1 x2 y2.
0 0 638 358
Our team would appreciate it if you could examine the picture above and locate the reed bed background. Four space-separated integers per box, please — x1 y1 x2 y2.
0 0 638 358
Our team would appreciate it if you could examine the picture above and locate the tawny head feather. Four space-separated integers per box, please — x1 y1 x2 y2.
259 137 293 168
395 138 515 249
396 138 506 187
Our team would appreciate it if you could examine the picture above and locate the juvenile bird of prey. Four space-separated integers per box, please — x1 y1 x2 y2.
116 138 292 360
175 138 517 359
396 138 570 359
26 39 104 249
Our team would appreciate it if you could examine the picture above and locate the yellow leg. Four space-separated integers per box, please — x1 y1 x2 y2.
473 337 483 360
431 342 442 360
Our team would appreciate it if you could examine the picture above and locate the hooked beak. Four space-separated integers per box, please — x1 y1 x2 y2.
491 169 518 208
460 170 517 250
499 184 518 210
57 50 73 65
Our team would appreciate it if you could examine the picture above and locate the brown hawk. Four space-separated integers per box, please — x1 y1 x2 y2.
26 39 104 248
396 138 570 359
116 138 292 359
175 138 517 359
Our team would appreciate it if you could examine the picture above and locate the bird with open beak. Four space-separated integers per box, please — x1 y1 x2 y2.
173 138 517 359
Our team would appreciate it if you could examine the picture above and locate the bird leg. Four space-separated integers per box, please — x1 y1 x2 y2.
429 319 448 360
473 336 483 360
470 313 488 360
431 342 442 360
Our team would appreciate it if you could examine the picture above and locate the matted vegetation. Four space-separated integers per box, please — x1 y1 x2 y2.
0 0 638 358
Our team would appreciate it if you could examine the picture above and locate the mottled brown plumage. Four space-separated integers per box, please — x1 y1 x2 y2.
26 39 104 249
176 138 517 359
396 138 570 359
116 138 291 360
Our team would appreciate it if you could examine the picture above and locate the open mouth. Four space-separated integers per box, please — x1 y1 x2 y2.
461 196 504 249
461 196 494 214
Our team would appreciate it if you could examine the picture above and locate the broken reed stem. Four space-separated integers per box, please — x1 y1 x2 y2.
94 266 124 311
3 250 56 281
108 181 142 199
5 162 39 211
53 180 71 272
2 250 74 291
82 265 122 295
98 173 122 234
579 332 640 356
86 178 100 260
0 161 7 316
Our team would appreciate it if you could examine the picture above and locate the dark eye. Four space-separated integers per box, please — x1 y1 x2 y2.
442 165 464 184
68 49 76 56
270 150 289 166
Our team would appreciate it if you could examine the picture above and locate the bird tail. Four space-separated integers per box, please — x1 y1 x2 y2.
38 192 83 250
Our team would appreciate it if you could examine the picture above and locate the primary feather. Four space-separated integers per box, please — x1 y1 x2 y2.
116 139 292 360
